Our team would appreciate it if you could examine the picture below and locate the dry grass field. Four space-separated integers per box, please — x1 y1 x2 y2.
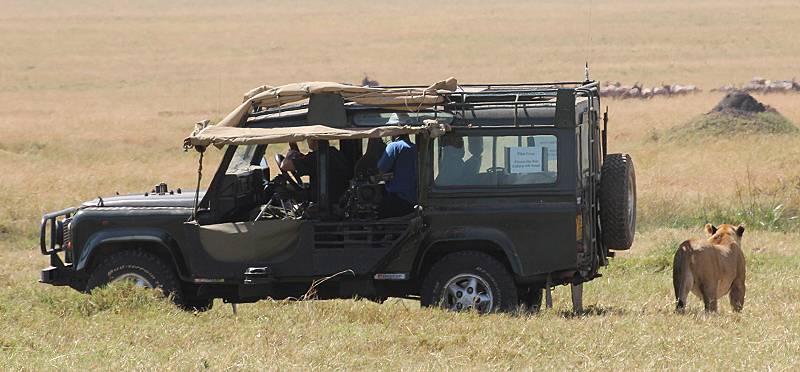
2 0 800 369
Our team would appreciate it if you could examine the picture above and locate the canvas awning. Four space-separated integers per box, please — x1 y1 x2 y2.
184 120 450 148
216 77 458 128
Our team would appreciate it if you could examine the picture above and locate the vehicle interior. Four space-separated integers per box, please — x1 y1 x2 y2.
190 102 456 227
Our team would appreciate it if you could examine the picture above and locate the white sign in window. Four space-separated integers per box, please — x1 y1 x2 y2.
509 147 543 174
535 137 557 159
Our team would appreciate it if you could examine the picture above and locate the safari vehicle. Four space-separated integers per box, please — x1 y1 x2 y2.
39 77 636 313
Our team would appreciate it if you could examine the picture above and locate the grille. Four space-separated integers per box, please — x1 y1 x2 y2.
62 218 72 245
62 218 73 263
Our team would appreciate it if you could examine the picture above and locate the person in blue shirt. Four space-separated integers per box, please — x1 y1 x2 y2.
377 135 417 218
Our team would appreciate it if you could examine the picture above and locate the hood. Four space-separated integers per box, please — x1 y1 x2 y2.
82 190 205 208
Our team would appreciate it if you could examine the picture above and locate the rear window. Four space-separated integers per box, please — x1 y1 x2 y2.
433 134 557 187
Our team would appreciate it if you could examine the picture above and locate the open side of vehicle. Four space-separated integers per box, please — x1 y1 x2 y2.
40 78 636 313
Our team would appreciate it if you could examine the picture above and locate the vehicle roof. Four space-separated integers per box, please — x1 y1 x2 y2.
184 80 597 149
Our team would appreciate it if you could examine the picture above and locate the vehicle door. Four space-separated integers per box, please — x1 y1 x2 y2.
424 127 578 278
180 144 315 280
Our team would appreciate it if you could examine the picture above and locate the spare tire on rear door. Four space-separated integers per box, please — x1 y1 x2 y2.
599 153 636 250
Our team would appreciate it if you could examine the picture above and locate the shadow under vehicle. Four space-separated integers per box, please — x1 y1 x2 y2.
39 78 636 313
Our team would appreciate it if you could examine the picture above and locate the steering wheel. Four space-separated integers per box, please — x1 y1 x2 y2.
274 153 304 189
486 166 505 173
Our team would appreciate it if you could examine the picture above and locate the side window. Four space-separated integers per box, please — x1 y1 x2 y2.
433 134 558 187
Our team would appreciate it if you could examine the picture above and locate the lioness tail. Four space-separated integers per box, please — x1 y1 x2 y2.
673 243 692 311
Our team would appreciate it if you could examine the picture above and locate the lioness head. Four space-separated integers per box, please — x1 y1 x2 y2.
705 223 745 244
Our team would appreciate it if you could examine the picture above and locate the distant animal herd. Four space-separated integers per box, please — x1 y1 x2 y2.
362 75 798 99
599 77 800 99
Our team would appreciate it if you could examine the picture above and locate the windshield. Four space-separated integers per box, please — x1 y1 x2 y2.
225 145 259 174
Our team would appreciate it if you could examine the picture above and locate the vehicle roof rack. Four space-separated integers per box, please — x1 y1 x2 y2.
245 81 599 128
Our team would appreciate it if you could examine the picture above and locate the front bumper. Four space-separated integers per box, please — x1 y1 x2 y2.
40 264 75 286
40 207 83 290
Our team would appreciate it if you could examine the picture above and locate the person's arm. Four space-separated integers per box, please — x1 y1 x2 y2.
279 148 303 172
280 157 296 172
377 142 399 173
286 152 315 176
281 146 311 172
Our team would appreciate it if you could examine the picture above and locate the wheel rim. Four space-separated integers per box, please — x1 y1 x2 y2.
112 273 154 288
627 175 636 233
441 273 494 313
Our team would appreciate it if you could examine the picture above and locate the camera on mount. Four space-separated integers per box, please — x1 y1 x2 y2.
344 173 391 220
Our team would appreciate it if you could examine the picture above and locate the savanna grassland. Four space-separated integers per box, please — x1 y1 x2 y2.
2 0 800 370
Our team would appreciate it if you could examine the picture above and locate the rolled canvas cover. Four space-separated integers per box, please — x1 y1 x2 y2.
197 220 303 262
185 121 450 148
216 77 458 128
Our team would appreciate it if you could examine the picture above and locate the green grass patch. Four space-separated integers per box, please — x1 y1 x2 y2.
639 200 800 233
639 174 800 233
609 238 682 273
665 111 798 140
607 234 794 275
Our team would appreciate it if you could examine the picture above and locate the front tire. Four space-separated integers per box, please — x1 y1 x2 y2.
421 251 518 313
86 250 183 305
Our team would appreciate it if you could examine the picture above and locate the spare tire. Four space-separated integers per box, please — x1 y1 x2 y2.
599 153 636 250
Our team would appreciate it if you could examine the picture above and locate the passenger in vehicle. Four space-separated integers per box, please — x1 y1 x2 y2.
435 133 464 185
462 136 484 184
280 139 351 204
377 135 417 218
354 137 386 179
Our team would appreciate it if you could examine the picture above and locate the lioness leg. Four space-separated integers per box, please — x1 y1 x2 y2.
700 282 719 312
729 276 745 312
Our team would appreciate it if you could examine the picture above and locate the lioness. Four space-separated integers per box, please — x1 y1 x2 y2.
673 223 746 312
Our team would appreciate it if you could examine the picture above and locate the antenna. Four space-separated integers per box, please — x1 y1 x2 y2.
585 0 593 81
217 72 222 118
585 61 590 82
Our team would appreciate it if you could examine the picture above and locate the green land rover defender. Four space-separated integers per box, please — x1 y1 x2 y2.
40 78 636 313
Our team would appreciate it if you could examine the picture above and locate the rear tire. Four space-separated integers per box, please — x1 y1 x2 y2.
421 251 518 313
599 153 637 250
86 250 183 305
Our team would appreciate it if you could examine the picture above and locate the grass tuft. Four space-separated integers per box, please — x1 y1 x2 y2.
35 282 173 317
